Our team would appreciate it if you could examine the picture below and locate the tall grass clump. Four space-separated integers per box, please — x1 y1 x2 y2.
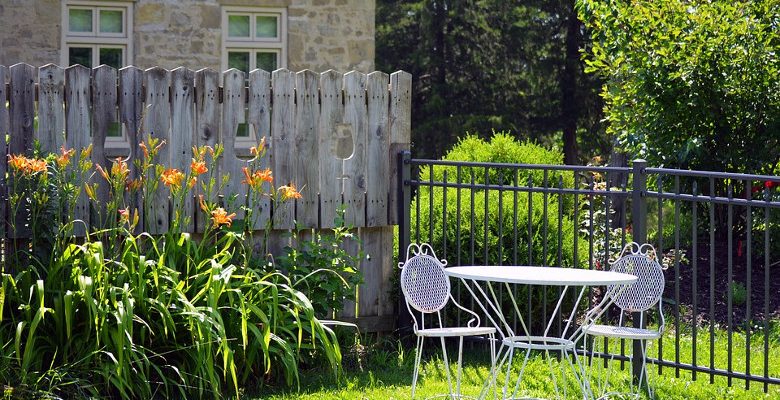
0 139 359 399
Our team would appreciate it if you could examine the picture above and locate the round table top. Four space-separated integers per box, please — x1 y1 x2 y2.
445 265 637 286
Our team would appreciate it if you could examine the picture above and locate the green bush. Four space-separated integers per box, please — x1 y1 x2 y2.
413 132 578 267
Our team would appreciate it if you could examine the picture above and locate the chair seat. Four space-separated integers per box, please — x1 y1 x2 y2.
585 324 661 340
417 326 496 337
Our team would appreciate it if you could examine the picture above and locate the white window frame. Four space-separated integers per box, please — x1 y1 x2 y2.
62 1 134 155
221 7 287 73
61 1 134 67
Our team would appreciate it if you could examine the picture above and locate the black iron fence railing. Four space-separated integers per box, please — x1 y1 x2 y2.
397 151 780 392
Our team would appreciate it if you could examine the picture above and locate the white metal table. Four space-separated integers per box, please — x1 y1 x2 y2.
445 266 637 400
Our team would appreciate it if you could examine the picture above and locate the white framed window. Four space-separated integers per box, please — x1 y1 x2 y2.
222 7 287 143
221 7 287 74
62 1 133 151
61 1 133 69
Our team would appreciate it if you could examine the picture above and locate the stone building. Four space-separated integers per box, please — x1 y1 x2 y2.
0 0 376 73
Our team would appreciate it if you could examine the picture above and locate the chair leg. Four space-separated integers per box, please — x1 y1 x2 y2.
412 336 425 399
455 336 465 397
440 336 455 398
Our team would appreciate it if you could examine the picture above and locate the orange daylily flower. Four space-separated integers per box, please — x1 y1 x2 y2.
8 154 28 172
56 146 75 168
191 159 208 175
250 137 267 157
126 178 142 192
95 164 110 181
211 207 236 228
111 158 130 180
161 168 185 188
278 183 302 200
118 207 130 224
198 194 208 212
242 167 274 189
256 168 273 183
139 142 149 159
188 177 197 188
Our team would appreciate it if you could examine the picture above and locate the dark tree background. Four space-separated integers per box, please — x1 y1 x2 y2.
376 0 607 162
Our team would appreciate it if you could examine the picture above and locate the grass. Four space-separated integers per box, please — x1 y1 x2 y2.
253 324 780 400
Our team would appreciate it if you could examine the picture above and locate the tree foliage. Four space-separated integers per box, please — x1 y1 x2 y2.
377 0 605 161
579 0 780 174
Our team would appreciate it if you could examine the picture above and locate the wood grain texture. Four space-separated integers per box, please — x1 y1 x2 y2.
194 68 220 232
247 69 272 229
119 66 144 234
37 64 65 154
0 66 8 239
388 71 412 225
366 72 390 226
9 63 35 238
144 67 172 234
91 65 118 208
171 67 195 232
220 69 248 220
343 71 368 227
65 65 91 235
318 70 344 229
294 70 320 228
271 69 295 229
9 63 35 156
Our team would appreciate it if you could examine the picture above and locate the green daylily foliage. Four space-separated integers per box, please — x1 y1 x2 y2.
0 145 356 399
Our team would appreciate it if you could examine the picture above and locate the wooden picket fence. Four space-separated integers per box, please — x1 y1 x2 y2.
0 63 411 331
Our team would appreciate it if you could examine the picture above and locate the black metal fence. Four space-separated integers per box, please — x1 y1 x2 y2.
397 151 780 392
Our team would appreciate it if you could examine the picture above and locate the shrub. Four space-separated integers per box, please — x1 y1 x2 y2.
413 132 578 267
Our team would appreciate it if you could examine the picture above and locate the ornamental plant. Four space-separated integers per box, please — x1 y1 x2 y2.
0 137 359 399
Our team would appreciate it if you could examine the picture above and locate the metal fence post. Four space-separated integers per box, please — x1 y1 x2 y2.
631 159 648 386
397 150 413 332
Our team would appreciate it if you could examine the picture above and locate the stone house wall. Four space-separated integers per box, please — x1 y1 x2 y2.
0 0 375 73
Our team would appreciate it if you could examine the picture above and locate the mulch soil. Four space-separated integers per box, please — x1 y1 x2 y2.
664 241 780 328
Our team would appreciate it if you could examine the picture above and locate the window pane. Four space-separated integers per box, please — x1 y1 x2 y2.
256 16 278 38
236 123 249 137
69 9 93 33
228 15 250 37
228 51 250 74
107 122 122 137
256 52 277 72
69 47 92 67
99 10 123 34
99 48 123 68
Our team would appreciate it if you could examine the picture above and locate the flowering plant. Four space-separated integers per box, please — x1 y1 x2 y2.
0 136 352 399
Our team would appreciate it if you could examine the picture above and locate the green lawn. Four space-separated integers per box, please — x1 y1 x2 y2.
254 325 780 400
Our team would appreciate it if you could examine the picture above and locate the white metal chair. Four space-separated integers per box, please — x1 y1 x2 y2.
399 243 497 399
583 242 666 399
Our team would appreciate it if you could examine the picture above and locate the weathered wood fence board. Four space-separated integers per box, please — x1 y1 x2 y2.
343 71 368 228
194 68 220 232
144 67 172 234
271 69 295 229
38 64 65 154
65 65 91 235
0 66 7 238
318 70 343 229
0 63 411 332
171 67 196 232
221 69 247 220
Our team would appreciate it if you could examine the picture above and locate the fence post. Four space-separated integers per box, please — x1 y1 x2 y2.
397 150 412 332
631 159 648 387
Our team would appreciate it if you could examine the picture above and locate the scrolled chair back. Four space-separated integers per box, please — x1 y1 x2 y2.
608 242 666 312
399 243 450 314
